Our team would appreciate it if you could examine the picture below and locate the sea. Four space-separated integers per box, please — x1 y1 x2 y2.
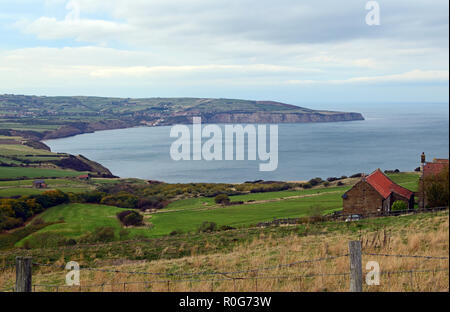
44 102 449 183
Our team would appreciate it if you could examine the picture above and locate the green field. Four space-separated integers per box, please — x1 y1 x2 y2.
386 172 420 191
0 144 58 156
0 167 86 179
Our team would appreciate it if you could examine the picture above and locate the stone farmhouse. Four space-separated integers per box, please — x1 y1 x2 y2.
342 169 414 216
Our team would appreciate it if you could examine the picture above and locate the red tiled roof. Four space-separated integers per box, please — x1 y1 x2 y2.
423 161 449 178
365 169 414 200
78 175 89 178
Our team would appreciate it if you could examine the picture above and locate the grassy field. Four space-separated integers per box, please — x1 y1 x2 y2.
0 167 86 179
0 144 58 156
20 204 129 239
1 211 447 292
16 188 347 243
387 172 421 191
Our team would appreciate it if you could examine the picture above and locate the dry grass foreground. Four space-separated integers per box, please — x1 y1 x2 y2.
1 213 448 292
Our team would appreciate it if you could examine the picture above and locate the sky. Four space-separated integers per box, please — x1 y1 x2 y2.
0 0 448 107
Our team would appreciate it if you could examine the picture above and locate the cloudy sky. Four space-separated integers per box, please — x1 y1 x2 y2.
0 0 448 105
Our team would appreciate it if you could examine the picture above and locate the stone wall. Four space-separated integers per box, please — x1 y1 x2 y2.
343 180 384 215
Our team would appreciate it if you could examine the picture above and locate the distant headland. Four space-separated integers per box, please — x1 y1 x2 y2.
0 94 364 140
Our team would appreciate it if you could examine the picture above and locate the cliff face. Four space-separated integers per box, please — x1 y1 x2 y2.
199 112 364 123
42 111 364 140
157 111 364 125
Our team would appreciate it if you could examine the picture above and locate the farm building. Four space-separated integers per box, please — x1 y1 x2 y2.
419 155 449 208
32 180 47 188
77 174 90 180
342 169 414 216
422 158 448 178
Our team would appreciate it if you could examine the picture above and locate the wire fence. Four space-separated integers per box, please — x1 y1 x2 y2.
362 253 449 260
31 254 349 277
1 246 448 292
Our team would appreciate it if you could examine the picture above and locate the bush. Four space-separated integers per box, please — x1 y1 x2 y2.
169 229 183 236
391 200 408 211
80 191 105 204
219 225 235 231
197 221 217 233
0 217 23 231
323 182 330 187
308 177 323 186
100 192 139 208
337 181 345 186
65 238 77 246
302 183 312 189
214 194 230 205
117 210 143 226
421 167 449 208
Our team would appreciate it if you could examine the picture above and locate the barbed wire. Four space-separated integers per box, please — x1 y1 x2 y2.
362 253 449 260
29 267 449 291
31 254 349 277
379 267 449 276
31 271 351 290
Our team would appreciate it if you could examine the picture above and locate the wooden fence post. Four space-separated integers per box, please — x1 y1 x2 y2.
348 241 363 292
15 256 32 292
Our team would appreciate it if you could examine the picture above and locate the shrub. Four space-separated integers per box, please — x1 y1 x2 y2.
308 177 323 186
337 181 345 186
197 221 217 233
170 229 183 236
117 210 143 226
391 200 408 211
421 167 449 208
137 196 165 210
100 193 139 208
65 238 77 246
302 183 312 189
0 216 24 231
80 191 105 204
219 225 235 231
123 212 143 226
214 194 230 205
323 182 330 187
